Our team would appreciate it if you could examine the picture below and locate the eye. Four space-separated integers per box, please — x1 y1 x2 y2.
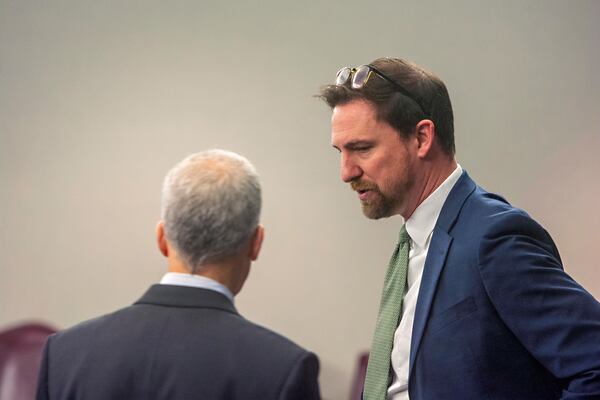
342 142 374 153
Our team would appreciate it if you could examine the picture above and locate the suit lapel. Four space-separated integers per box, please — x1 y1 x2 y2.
408 171 477 376
409 229 452 373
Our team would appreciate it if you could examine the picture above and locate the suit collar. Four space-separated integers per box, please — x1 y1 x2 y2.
160 272 234 303
434 170 477 232
134 284 238 315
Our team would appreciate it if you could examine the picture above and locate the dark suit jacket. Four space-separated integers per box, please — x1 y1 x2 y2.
407 171 600 399
36 284 320 400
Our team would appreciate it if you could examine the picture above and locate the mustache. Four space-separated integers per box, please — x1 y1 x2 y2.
350 180 379 192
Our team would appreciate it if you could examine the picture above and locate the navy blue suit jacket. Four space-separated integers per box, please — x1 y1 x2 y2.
36 285 320 400
406 171 600 399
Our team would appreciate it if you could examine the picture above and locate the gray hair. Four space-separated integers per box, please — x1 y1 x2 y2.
161 149 261 272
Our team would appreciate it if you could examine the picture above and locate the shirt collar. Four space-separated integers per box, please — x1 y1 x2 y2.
405 164 463 250
160 272 234 304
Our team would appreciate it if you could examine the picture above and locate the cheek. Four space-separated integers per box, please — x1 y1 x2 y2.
367 163 393 189
360 162 381 183
362 153 388 177
379 158 411 191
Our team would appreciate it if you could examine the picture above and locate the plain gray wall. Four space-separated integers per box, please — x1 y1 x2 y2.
1 1 599 398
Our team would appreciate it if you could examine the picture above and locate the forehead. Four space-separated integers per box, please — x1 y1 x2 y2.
332 99 377 129
331 100 394 147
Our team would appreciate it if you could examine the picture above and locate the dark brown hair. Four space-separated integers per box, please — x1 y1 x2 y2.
318 58 455 155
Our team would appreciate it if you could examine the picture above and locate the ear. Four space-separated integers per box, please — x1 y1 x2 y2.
248 225 264 261
156 221 169 257
415 119 435 159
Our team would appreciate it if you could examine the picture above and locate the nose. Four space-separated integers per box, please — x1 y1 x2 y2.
340 153 362 183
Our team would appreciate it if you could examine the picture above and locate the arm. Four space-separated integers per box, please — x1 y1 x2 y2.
278 352 321 400
36 337 51 400
478 211 600 398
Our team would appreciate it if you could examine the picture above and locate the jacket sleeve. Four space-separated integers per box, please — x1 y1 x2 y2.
36 337 51 400
278 352 321 400
478 210 600 399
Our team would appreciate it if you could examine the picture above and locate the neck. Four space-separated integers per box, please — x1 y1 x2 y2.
401 157 457 220
167 254 249 296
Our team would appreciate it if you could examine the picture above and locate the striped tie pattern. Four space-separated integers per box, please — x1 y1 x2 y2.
363 225 411 400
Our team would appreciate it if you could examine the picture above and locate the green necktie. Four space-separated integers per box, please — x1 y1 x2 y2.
363 225 411 400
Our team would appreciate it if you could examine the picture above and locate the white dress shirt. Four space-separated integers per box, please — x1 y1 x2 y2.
160 272 234 304
387 164 463 400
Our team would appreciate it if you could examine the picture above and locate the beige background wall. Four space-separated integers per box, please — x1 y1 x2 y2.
1 1 599 398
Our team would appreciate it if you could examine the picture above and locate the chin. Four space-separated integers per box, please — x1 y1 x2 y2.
361 205 393 220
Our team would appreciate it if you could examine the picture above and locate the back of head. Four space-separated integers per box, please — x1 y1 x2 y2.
161 149 261 273
319 57 455 156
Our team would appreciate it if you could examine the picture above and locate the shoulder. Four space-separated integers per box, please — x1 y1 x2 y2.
205 314 320 396
440 172 531 236
447 180 558 262
235 320 320 398
457 186 561 272
467 186 552 246
47 305 137 349
458 183 545 237
234 317 314 358
225 316 319 374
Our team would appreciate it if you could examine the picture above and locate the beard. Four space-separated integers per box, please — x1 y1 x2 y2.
350 172 413 220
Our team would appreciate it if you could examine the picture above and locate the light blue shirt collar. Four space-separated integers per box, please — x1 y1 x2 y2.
160 272 234 304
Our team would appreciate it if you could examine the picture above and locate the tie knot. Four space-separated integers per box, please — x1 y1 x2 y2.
399 225 410 245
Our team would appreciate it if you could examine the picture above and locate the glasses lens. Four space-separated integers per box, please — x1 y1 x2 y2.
336 67 351 85
352 65 371 89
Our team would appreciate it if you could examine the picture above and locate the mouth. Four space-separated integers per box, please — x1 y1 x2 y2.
357 189 372 201
351 181 378 202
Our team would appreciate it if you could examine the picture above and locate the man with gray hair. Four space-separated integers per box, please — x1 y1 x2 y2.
36 149 321 400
